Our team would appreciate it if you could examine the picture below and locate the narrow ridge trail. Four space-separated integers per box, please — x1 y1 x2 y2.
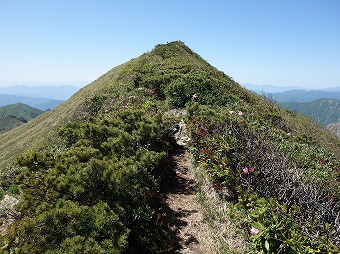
165 145 219 254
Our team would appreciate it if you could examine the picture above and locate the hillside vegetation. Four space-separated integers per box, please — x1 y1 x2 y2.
1 41 340 253
279 98 340 125
0 103 44 121
0 116 27 134
0 103 44 133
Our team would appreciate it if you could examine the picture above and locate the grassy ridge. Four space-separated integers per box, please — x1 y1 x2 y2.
0 63 127 170
0 116 26 133
0 102 43 121
0 103 44 134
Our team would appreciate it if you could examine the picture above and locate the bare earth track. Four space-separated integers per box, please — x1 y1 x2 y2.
166 146 219 254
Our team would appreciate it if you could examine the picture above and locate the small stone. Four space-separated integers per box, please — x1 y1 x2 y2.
184 235 199 245
176 248 191 254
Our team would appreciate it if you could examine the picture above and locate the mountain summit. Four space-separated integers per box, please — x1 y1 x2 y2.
0 41 243 169
1 41 340 253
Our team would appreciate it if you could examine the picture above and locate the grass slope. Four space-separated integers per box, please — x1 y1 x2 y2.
0 103 45 133
1 41 340 253
0 63 127 170
0 102 44 121
0 116 26 133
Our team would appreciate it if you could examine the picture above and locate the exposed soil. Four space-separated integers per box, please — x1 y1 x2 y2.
0 194 19 235
165 145 217 254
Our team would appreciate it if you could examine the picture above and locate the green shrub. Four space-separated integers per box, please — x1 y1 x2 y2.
1 107 175 253
186 100 340 251
0 187 5 199
233 192 339 253
6 185 19 195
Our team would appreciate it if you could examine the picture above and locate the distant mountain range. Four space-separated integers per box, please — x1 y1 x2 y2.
270 90 340 103
0 102 44 133
243 83 340 94
0 85 81 100
0 85 81 110
242 83 302 93
324 87 340 92
279 98 340 125
243 84 340 126
0 94 63 110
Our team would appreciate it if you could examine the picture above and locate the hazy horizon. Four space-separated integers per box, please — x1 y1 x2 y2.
1 1 339 90
0 81 338 91
0 81 89 88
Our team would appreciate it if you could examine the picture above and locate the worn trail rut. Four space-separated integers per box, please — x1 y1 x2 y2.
165 146 216 254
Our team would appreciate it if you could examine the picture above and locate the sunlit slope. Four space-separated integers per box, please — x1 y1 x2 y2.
1 41 340 252
1 41 339 170
0 42 229 169
0 63 127 169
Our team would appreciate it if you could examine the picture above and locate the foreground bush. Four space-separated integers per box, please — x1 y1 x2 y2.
1 107 175 253
186 101 340 252
2 41 340 253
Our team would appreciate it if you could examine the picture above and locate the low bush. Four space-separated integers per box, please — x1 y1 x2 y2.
186 100 340 251
1 107 176 253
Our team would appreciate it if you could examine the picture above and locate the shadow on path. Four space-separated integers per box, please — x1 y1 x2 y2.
162 144 202 254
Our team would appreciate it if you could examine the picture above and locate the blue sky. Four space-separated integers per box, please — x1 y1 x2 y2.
1 0 339 89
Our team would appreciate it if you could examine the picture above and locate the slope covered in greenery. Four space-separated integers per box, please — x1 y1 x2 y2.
0 116 26 134
1 41 340 253
0 103 44 121
279 98 340 125
0 103 44 133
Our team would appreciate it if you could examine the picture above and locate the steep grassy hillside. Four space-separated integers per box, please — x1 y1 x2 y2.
1 41 340 253
0 63 127 170
279 98 340 125
0 103 44 121
0 116 26 133
0 103 44 133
